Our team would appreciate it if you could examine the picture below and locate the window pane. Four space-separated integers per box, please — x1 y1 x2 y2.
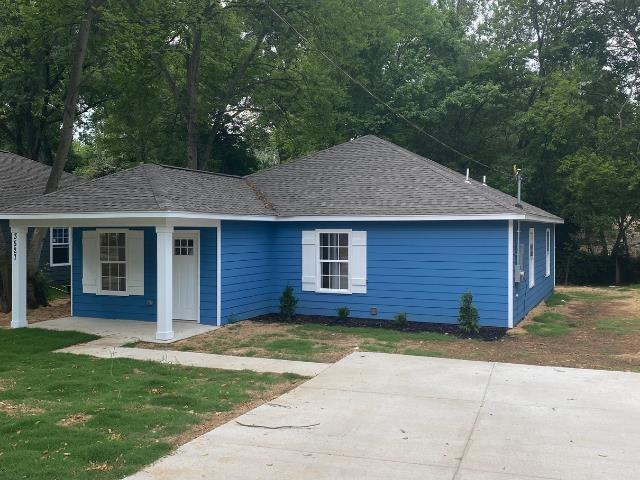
320 247 329 260
175 247 180 255
321 276 330 289
339 275 348 290
338 234 348 246
52 246 69 264
101 277 109 290
338 247 348 260
320 233 328 247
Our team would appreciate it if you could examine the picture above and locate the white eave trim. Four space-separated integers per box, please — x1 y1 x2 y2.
2 210 563 223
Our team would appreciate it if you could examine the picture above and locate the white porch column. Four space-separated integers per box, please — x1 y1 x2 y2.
10 225 28 328
155 226 174 340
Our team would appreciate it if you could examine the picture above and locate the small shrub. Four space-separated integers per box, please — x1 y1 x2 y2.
336 306 350 321
279 285 298 322
458 291 480 335
392 312 408 329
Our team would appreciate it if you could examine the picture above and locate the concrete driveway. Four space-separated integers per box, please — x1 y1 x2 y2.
127 352 640 480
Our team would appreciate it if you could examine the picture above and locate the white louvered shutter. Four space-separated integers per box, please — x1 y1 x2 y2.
82 230 98 294
301 230 317 291
127 230 145 295
350 231 367 294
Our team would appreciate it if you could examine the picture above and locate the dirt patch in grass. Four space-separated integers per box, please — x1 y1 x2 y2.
57 412 93 427
136 286 640 372
0 400 44 416
0 297 71 329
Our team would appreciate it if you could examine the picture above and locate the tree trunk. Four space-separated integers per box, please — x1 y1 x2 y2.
0 223 10 313
26 0 103 307
186 26 202 170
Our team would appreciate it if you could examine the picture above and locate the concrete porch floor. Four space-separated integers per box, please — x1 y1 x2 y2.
31 317 217 344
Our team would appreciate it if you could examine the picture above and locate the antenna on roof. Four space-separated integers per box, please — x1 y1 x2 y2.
482 175 487 186
513 165 523 208
465 168 471 184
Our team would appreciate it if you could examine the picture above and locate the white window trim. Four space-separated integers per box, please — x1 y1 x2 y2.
545 228 551 277
96 229 129 296
528 227 535 288
50 227 71 267
316 229 352 294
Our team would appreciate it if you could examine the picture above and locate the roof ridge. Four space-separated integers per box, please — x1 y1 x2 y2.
140 164 165 210
151 162 244 179
246 136 371 179
371 136 521 215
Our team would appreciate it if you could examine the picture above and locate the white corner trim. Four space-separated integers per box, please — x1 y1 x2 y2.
216 223 222 326
507 220 514 328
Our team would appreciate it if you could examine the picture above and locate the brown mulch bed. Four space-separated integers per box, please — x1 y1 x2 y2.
0 297 71 329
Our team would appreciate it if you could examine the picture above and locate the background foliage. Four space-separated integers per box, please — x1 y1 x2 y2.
1 0 639 283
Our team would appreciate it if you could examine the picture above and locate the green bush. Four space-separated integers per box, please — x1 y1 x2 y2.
392 312 408 329
458 291 479 335
279 285 298 322
336 306 350 321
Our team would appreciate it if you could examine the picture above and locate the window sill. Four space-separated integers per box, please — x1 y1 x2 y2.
96 290 130 297
50 263 71 267
316 288 351 295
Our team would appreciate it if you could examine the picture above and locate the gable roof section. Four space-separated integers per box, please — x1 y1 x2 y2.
248 135 561 221
1 137 561 222
0 151 82 208
2 163 274 216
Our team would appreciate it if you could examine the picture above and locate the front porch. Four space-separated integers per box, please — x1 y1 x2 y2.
9 217 222 341
32 316 217 344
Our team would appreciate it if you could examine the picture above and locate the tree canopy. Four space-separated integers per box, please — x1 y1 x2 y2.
1 0 639 281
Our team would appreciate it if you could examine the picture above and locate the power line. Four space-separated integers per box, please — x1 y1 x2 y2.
264 1 514 182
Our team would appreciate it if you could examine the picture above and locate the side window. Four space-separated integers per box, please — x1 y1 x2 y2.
528 228 535 288
50 227 70 266
545 228 551 277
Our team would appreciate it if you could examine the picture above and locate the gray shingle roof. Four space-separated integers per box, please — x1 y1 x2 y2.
0 136 561 222
248 135 561 221
2 163 274 215
0 151 81 208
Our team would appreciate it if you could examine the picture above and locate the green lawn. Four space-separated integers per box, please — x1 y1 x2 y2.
0 329 302 480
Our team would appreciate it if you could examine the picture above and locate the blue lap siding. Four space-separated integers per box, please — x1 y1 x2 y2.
221 220 511 327
220 221 274 321
72 227 158 321
513 222 555 324
72 226 217 324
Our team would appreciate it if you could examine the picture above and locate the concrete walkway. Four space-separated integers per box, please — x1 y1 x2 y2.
125 352 640 480
36 316 330 376
58 340 330 377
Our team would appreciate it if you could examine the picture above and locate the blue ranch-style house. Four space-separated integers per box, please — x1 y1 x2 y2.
2 136 562 340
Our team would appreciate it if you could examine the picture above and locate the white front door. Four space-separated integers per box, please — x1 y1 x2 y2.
173 233 199 321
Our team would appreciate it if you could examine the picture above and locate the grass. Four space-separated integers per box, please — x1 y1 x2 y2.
545 292 570 307
136 322 457 363
596 318 640 335
523 312 573 337
136 285 640 372
0 329 302 480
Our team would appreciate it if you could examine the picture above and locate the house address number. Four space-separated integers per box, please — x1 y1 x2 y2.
12 232 18 261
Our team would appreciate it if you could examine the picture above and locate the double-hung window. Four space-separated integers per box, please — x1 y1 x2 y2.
50 227 70 266
99 232 127 294
319 232 349 291
545 228 551 277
